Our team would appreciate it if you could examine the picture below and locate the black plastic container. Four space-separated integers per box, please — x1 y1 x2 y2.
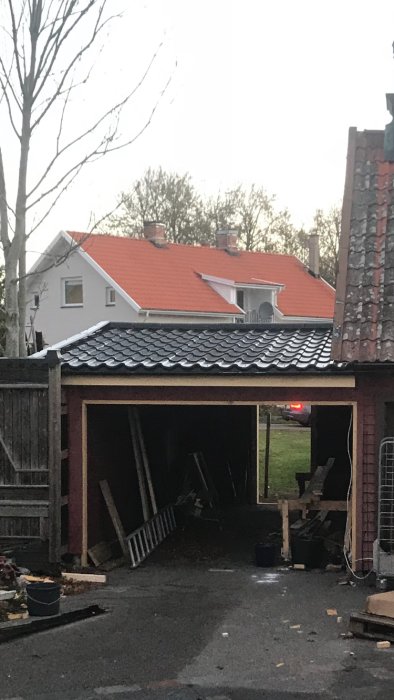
26 582 61 617
255 543 276 567
291 537 324 568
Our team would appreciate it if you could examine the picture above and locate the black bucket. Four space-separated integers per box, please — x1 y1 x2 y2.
26 582 61 617
255 543 276 567
291 537 324 569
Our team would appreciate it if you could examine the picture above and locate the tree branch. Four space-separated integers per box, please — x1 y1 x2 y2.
27 41 165 201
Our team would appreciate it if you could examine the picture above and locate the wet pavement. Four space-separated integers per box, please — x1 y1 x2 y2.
0 554 393 699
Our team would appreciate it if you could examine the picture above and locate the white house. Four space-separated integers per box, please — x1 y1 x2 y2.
25 223 335 348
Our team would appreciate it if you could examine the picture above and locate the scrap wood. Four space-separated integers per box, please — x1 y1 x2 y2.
21 575 53 583
61 572 106 584
349 611 394 642
0 605 106 644
7 612 28 621
88 541 112 567
376 640 391 649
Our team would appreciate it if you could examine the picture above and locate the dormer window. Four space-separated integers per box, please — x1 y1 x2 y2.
236 290 244 309
106 286 115 306
62 277 83 306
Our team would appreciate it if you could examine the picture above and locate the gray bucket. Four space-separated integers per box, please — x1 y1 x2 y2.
26 582 61 616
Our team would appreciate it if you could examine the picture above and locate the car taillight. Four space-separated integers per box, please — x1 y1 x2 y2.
290 402 303 411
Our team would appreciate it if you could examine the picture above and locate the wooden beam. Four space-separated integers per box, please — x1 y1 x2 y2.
62 375 355 388
81 402 88 566
280 500 348 511
48 350 62 563
62 572 106 583
279 499 290 560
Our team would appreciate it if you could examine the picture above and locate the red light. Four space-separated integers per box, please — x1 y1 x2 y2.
290 402 303 411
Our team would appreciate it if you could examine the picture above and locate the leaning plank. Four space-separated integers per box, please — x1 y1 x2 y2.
299 458 335 502
0 605 106 645
99 479 128 556
127 409 150 521
133 408 158 515
62 572 106 583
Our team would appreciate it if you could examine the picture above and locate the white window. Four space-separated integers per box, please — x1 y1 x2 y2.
105 286 115 306
62 277 83 306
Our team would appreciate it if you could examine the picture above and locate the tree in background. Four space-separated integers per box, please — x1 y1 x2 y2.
108 168 201 244
0 1 169 357
107 168 340 285
310 207 341 287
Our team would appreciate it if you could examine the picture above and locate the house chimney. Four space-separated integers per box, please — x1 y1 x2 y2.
308 234 320 277
143 221 166 247
216 228 239 255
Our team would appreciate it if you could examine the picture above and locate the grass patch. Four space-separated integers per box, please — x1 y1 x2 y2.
259 426 310 499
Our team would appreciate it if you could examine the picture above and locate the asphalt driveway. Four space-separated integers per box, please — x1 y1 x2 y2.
0 554 393 700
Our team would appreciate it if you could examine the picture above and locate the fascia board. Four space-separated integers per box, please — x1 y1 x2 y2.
26 230 67 278
145 308 244 318
30 320 110 357
235 282 284 291
199 273 235 286
62 232 141 313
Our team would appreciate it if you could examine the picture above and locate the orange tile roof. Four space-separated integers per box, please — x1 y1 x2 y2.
68 232 335 318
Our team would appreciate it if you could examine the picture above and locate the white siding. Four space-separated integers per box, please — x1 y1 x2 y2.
26 247 139 346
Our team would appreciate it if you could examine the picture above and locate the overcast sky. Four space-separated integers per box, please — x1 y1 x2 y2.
14 0 394 261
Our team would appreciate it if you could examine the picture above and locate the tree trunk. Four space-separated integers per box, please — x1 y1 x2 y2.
4 253 19 357
18 238 27 357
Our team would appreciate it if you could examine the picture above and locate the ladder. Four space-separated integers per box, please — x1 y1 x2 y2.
126 505 176 569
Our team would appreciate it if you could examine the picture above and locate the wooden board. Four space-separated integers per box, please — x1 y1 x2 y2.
99 479 128 556
88 541 112 567
349 611 394 642
299 458 335 502
62 572 106 583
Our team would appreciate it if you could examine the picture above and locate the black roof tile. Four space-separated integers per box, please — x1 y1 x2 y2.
34 322 346 375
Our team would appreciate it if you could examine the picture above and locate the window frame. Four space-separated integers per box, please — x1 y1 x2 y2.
62 277 83 307
105 286 116 306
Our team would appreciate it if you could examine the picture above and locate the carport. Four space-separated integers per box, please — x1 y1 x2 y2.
54 322 357 567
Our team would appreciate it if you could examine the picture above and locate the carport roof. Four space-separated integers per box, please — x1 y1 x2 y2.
36 321 347 375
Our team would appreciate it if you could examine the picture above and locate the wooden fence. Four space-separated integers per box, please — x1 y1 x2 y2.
0 351 61 562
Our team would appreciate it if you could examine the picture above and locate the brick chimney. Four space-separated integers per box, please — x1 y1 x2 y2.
216 228 239 255
143 221 166 247
308 233 320 277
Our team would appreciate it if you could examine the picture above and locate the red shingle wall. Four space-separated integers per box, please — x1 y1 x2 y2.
356 374 393 567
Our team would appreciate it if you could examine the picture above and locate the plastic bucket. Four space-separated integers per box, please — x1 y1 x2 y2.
255 543 276 567
26 582 61 617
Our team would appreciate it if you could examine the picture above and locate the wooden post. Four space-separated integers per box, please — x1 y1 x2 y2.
263 411 271 499
280 499 290 560
47 350 62 563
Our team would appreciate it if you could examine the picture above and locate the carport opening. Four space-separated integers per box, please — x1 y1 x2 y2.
259 404 353 502
86 404 263 561
85 402 353 568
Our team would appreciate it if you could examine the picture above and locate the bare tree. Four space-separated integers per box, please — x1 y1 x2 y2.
0 0 169 356
310 206 341 286
107 168 202 244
